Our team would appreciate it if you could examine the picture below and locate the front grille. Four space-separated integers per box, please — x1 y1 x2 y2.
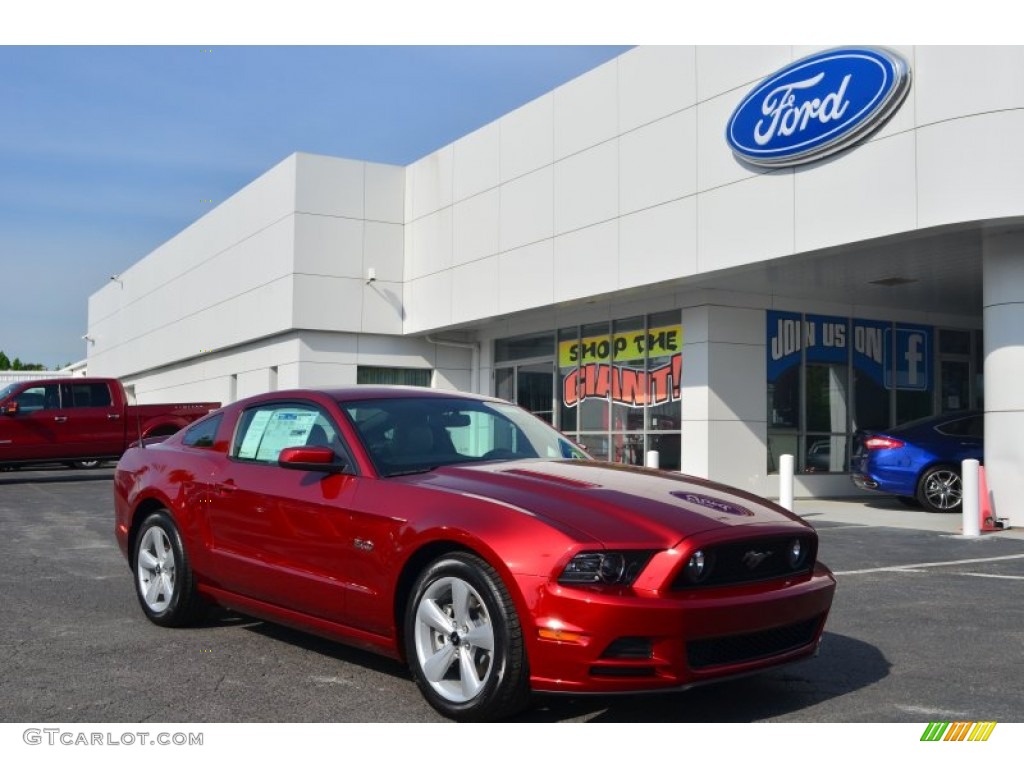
686 616 822 670
671 535 816 589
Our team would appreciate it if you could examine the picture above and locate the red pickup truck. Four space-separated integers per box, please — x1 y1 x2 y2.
0 377 220 469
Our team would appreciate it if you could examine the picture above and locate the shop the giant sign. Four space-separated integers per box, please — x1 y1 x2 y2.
561 325 682 407
727 47 911 167
768 312 930 390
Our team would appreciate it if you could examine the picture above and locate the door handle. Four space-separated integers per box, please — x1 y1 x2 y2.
54 416 68 423
107 413 121 420
215 481 237 495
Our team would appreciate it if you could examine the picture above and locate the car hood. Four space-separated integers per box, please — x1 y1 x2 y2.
400 459 809 548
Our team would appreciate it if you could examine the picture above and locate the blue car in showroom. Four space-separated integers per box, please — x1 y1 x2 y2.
851 411 983 513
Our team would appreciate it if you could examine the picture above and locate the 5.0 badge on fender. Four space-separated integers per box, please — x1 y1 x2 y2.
726 47 911 168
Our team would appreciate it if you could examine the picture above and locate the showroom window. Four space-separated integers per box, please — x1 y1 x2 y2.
494 332 556 425
357 366 432 387
496 311 682 470
767 311 981 474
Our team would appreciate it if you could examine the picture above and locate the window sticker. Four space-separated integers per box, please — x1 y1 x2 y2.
237 410 273 460
254 410 317 462
237 408 318 462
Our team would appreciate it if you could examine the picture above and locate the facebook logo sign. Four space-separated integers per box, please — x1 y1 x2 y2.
884 326 931 391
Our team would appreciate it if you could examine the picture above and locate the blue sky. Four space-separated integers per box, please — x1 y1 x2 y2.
0 0 992 370
0 45 631 367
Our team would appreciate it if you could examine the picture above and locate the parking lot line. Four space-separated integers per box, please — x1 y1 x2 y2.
951 572 1024 581
834 553 1024 576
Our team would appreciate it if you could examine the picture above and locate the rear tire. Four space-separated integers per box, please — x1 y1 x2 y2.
916 465 962 513
72 460 105 469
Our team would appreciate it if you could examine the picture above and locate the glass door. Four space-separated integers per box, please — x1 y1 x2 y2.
495 360 555 424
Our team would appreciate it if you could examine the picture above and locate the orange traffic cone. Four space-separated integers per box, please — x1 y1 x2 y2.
978 465 998 532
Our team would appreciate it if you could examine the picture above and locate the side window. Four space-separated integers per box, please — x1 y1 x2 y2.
182 414 223 449
15 385 59 412
231 403 347 465
937 416 983 438
62 382 114 408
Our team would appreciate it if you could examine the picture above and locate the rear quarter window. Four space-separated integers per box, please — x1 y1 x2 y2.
182 414 223 449
936 415 983 438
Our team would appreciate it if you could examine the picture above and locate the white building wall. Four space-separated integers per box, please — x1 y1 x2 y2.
85 46 1023 506
405 45 1024 337
88 152 410 397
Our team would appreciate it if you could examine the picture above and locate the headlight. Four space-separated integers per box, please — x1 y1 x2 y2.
686 549 707 582
558 551 654 586
787 538 807 568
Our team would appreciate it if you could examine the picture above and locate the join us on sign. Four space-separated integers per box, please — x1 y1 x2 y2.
770 316 883 364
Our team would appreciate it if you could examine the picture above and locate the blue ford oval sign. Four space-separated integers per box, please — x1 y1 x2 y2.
726 47 911 168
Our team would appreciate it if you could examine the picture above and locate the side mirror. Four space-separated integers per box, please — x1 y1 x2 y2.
278 446 346 473
2 402 18 416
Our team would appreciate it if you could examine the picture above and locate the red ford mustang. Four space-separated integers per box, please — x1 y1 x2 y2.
114 387 835 720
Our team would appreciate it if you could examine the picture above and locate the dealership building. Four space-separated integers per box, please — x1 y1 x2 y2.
86 46 1024 525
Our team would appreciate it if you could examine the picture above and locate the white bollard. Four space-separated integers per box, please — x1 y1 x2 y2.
646 450 660 469
962 458 981 538
779 454 794 512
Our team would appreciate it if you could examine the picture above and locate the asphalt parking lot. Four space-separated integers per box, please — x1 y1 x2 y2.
1 467 1022 723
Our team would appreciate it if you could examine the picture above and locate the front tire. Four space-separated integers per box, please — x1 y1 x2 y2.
917 465 963 513
404 552 530 721
132 510 204 626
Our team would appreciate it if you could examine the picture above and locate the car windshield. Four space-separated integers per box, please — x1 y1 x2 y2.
341 396 589 477
0 383 19 401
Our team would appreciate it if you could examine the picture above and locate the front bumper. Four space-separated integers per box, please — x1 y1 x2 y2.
519 562 836 694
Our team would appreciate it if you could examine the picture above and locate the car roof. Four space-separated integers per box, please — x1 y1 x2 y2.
231 386 503 408
889 410 982 435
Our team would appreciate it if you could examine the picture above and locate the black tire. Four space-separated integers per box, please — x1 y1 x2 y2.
72 460 105 469
131 510 204 627
916 465 963 513
897 495 921 508
404 552 530 721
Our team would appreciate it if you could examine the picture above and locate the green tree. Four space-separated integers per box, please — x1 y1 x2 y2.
0 350 48 371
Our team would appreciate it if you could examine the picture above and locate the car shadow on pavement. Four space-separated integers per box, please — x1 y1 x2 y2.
516 632 890 722
234 612 412 680
0 470 114 485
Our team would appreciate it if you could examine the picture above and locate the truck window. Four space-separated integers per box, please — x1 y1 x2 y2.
15 385 60 413
61 382 114 408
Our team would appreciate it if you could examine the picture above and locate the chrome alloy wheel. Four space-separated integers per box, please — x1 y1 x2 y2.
412 576 495 703
136 526 177 613
923 469 962 510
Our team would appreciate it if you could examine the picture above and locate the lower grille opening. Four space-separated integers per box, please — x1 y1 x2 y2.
686 616 822 670
589 665 658 678
600 636 653 660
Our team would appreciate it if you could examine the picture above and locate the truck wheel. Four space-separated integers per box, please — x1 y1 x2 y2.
72 460 105 469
